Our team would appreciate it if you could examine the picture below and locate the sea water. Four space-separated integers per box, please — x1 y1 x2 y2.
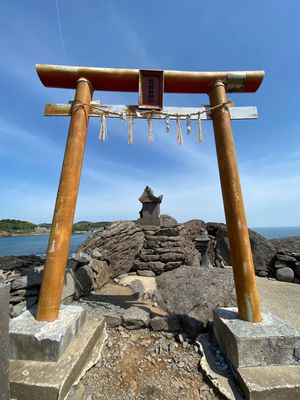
0 234 90 257
252 226 300 239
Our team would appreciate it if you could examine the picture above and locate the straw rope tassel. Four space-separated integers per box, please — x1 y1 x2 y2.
99 113 107 141
148 117 154 143
176 116 183 145
128 115 134 145
198 113 203 143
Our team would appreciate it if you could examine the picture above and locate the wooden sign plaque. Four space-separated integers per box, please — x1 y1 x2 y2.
138 70 164 110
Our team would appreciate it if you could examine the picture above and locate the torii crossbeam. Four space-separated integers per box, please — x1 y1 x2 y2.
35 64 264 324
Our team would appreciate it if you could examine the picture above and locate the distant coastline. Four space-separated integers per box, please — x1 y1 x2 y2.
0 218 111 238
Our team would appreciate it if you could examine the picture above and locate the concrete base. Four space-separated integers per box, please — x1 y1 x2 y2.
213 307 300 369
10 315 106 400
9 305 87 361
237 364 300 400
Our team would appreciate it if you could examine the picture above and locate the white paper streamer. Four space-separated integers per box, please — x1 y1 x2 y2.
176 116 183 145
186 115 191 135
198 113 203 143
99 114 107 141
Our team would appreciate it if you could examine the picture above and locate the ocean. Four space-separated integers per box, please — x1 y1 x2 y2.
0 227 299 257
0 234 90 257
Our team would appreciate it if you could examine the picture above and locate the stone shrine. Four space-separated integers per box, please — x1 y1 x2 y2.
138 186 163 226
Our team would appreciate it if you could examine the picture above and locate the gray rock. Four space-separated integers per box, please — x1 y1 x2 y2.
0 255 43 271
165 262 182 271
207 222 276 274
103 313 123 327
140 249 155 255
155 266 236 336
0 273 6 284
10 289 26 297
117 273 128 279
122 306 150 329
160 253 185 263
88 259 111 289
293 252 300 261
274 260 287 269
67 258 78 270
160 241 181 248
180 220 207 267
145 235 179 242
133 260 165 274
155 247 183 254
78 221 144 277
271 237 300 252
154 227 179 237
61 269 75 301
137 270 156 277
139 254 160 262
10 301 26 318
150 315 181 332
276 254 297 263
91 248 104 259
294 262 300 279
77 252 92 264
160 214 178 226
74 265 93 297
276 267 294 282
11 272 42 290
9 295 25 304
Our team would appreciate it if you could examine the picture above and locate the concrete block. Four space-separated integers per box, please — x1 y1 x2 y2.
0 283 10 400
9 305 87 361
10 315 106 400
236 364 300 400
213 307 300 369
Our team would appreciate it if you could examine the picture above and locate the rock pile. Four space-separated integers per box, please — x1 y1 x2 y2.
132 226 186 274
0 251 112 318
272 251 300 283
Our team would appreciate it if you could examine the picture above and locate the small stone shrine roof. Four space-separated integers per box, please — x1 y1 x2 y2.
139 186 163 204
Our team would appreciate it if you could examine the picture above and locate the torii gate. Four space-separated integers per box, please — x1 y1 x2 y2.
35 64 264 324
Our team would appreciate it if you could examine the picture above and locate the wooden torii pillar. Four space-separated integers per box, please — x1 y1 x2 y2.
35 65 264 323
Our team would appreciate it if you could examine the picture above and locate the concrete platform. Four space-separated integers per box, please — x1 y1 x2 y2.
10 315 106 400
257 277 300 332
236 364 300 400
213 307 300 369
9 305 87 361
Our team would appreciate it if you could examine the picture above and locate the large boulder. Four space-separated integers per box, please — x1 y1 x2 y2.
155 266 236 336
77 221 144 277
207 223 276 275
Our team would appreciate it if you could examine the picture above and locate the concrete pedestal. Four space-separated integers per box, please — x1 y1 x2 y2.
213 307 300 369
9 305 87 361
213 307 300 400
10 315 106 400
0 283 10 400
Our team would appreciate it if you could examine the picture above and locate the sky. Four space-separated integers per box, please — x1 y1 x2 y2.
0 1 299 227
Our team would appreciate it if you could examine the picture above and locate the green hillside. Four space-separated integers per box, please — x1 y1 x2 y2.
73 221 110 232
0 219 37 232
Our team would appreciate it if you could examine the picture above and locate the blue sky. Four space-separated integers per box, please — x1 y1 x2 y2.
0 1 299 227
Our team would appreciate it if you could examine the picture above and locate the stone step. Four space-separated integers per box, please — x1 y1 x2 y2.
236 364 300 400
10 315 107 400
